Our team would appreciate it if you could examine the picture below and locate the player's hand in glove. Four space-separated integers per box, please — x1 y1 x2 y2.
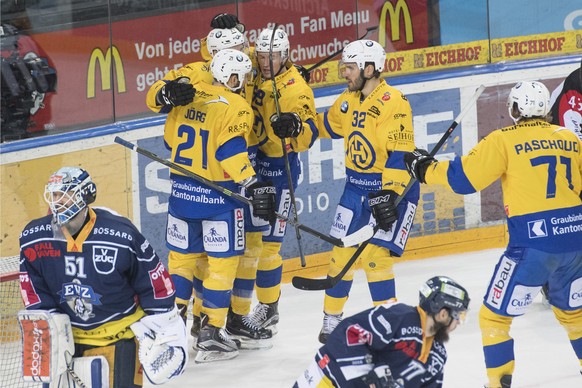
368 190 399 232
247 180 277 223
270 112 302 139
294 64 310 83
403 148 436 184
210 13 245 32
157 77 195 107
359 364 403 388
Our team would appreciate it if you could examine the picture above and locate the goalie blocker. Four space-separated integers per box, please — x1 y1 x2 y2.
18 310 110 388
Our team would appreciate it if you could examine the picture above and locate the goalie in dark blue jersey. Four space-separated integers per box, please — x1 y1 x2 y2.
19 167 187 387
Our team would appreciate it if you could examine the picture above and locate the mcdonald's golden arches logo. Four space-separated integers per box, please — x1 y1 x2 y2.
378 0 414 47
87 46 126 98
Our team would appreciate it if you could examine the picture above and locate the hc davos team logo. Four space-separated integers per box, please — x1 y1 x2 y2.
527 219 548 239
347 131 376 170
92 245 118 274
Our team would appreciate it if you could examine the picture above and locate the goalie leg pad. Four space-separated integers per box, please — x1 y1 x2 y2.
18 310 75 383
50 356 110 388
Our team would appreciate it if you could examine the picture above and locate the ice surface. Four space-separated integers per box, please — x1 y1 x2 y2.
152 248 581 388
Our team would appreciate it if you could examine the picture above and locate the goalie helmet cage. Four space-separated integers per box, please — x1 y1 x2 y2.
0 256 42 387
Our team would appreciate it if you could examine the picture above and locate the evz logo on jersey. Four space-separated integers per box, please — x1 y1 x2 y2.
92 245 118 274
347 131 376 170
59 279 102 321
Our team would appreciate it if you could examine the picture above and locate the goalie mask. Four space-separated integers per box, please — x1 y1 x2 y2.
419 276 470 323
44 167 96 225
507 81 550 123
206 27 248 57
211 49 253 92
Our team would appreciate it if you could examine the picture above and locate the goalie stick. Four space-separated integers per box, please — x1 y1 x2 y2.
305 25 379 73
114 137 374 248
292 84 487 291
269 23 306 267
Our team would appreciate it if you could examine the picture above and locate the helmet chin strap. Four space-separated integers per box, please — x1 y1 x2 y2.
358 70 370 92
356 69 373 92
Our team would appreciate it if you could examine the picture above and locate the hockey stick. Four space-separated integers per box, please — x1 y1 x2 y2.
292 84 487 291
305 25 378 73
114 137 374 248
269 24 307 267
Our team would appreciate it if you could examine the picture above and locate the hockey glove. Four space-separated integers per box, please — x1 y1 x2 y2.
294 64 311 83
131 306 188 385
247 181 277 223
270 112 303 139
368 190 399 232
210 13 245 32
404 148 436 184
359 365 403 388
157 77 195 107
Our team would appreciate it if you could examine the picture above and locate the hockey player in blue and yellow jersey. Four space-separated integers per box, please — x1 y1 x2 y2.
245 26 318 332
315 40 419 344
294 276 470 388
405 81 582 388
146 26 249 148
162 48 276 363
19 167 187 387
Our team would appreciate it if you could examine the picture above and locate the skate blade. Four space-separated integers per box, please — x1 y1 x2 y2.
266 324 278 335
233 336 273 350
194 349 239 363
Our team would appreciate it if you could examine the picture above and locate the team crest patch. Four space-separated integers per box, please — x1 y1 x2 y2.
92 245 118 274
346 324 372 346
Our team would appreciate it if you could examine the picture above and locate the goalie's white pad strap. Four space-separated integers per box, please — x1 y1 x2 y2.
18 310 75 383
51 356 110 388
131 306 188 385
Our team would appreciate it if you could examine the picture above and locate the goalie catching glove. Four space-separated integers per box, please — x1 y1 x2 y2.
403 148 436 184
131 306 188 385
270 112 302 139
368 190 399 231
156 77 195 107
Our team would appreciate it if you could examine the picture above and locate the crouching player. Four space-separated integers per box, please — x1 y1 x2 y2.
18 167 187 387
294 276 470 387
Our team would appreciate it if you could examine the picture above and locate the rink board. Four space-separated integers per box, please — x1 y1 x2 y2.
1 56 579 272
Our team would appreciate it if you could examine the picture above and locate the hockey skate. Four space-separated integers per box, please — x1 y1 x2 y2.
318 312 343 344
248 301 279 334
483 375 512 388
195 321 239 363
226 310 273 350
190 314 201 340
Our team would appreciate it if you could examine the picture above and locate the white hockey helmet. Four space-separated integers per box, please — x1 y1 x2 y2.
44 167 97 225
206 28 247 57
211 48 253 91
341 39 386 73
255 27 290 60
507 81 550 123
